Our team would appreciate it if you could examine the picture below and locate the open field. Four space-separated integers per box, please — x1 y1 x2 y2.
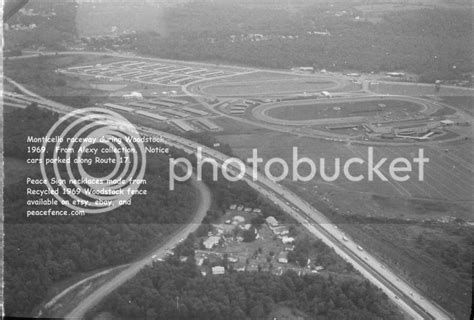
370 82 474 97
440 96 474 115
215 132 473 205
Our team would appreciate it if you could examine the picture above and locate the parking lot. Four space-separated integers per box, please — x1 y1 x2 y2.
60 59 238 86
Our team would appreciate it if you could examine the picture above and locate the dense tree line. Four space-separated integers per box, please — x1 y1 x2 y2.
3 107 198 317
133 3 471 82
94 261 402 320
4 1 77 50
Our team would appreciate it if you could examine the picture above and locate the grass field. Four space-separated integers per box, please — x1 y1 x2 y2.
215 132 473 210
440 96 474 115
370 82 474 97
266 99 423 120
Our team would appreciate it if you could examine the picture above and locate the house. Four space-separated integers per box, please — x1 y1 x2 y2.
234 262 246 272
266 216 279 227
242 224 252 231
277 252 288 264
244 207 252 212
233 216 245 224
252 208 262 214
229 204 237 210
272 226 289 235
203 236 221 249
196 257 204 266
281 236 295 244
212 266 225 275
237 205 244 211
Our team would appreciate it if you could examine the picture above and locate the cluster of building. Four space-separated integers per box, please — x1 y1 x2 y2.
226 100 261 115
220 30 330 44
191 204 330 278
265 216 295 245
102 94 220 132
61 59 237 86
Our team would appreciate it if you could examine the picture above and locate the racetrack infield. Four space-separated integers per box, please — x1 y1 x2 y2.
200 78 340 96
266 99 424 121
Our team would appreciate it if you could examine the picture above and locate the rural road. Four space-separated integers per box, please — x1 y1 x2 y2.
64 175 211 319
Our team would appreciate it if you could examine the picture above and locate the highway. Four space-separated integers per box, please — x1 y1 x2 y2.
4 55 454 320
138 126 452 320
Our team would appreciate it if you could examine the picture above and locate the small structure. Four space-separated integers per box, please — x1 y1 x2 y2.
277 252 288 264
203 236 221 249
196 258 204 266
321 91 332 98
233 216 245 224
272 226 289 235
266 216 279 228
440 119 455 126
281 236 295 244
229 204 237 210
212 266 225 275
122 91 143 100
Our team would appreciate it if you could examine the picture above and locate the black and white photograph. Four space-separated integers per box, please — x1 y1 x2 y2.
0 0 472 319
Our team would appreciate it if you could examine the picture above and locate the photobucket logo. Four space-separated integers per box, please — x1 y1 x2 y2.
169 147 429 190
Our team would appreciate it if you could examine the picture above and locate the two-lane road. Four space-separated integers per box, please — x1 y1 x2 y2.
64 175 211 319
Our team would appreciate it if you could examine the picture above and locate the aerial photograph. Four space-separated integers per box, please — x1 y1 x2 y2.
1 0 472 319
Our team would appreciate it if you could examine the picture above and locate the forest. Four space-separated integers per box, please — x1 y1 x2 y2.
3 105 199 316
133 3 472 82
94 259 402 320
